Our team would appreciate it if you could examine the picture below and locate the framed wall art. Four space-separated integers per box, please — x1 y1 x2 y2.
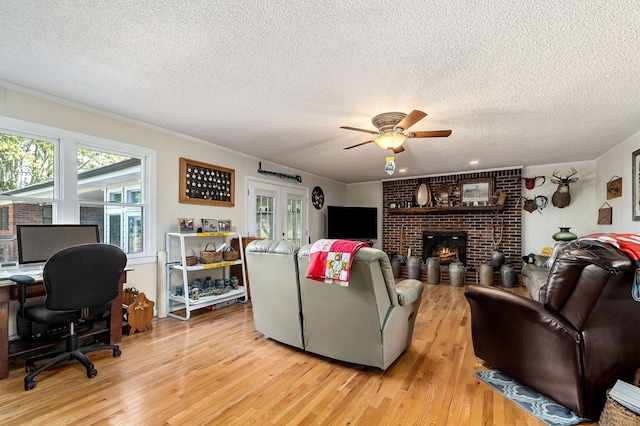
606 176 622 199
597 202 612 225
459 178 494 206
179 158 235 207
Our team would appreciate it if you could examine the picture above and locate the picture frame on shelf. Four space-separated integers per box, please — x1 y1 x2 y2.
201 218 218 232
178 218 195 233
217 219 232 232
459 178 494 206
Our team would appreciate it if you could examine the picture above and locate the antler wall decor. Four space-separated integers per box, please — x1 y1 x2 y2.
550 167 579 208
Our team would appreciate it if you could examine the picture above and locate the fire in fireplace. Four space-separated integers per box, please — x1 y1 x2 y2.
422 230 467 265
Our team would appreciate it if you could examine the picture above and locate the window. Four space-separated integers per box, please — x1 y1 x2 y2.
0 121 156 265
77 148 144 253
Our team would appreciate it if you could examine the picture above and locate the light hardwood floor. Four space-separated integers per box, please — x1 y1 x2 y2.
0 283 595 425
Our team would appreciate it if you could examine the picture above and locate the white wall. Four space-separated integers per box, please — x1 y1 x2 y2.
4 84 640 307
521 160 596 255
594 129 640 233
345 181 383 248
0 87 347 308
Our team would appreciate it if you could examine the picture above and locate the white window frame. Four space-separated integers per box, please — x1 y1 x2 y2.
0 116 157 265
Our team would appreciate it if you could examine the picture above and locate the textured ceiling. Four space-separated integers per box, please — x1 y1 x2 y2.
1 1 639 183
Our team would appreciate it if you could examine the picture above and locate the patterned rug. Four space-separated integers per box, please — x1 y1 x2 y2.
475 370 588 426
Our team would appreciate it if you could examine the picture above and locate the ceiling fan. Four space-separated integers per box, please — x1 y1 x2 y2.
341 110 451 153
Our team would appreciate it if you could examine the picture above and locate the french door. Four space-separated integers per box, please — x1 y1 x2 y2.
247 178 308 245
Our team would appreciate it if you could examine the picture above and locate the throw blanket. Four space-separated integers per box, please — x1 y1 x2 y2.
306 239 367 286
581 233 640 301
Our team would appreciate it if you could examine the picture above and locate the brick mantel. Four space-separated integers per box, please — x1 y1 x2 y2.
382 168 522 272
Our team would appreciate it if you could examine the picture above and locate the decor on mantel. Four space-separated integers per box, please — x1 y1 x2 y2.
435 184 454 207
415 182 432 207
552 227 578 242
459 178 494 206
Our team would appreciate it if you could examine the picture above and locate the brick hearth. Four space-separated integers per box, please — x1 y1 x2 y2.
382 168 522 282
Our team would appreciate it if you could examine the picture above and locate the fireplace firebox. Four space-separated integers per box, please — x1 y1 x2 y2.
422 230 467 265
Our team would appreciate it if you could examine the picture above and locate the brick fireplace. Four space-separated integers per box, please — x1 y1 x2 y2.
382 168 522 281
422 230 467 265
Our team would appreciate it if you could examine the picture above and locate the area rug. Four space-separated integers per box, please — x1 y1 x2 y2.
475 370 588 426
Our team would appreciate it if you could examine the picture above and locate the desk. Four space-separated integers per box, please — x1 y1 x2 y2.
0 270 127 379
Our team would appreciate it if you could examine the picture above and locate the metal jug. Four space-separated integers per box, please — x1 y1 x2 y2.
426 257 440 284
449 261 465 287
407 256 422 280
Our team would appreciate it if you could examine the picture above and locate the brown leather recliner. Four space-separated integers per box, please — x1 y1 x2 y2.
465 239 640 420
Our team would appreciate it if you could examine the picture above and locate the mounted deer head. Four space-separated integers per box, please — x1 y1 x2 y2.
550 167 578 208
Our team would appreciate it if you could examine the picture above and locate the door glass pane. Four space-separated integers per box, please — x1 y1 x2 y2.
287 198 303 244
256 194 275 239
128 214 143 253
109 214 121 246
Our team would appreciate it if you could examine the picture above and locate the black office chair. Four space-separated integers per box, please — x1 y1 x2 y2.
10 243 127 390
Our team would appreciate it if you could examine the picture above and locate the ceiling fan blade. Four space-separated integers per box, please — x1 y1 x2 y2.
340 126 379 135
395 110 427 131
344 140 374 150
410 130 452 138
393 145 405 154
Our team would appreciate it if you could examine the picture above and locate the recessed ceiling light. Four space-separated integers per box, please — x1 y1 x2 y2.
469 160 479 165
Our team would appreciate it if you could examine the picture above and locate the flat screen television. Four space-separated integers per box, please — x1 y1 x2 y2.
327 206 377 240
17 224 101 265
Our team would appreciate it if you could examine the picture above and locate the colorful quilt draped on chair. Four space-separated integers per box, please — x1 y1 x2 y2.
305 239 367 286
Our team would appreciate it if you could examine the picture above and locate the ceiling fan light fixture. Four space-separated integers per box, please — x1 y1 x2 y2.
374 132 407 150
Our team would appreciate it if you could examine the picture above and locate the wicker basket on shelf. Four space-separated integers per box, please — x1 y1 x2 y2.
222 247 239 261
182 248 198 266
200 243 222 264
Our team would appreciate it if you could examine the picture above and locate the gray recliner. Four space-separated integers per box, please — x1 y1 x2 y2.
297 244 423 369
245 239 424 370
245 239 304 349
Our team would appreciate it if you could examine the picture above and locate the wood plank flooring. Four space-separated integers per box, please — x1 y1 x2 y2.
0 283 595 425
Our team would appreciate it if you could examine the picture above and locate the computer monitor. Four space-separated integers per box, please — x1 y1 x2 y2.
16 224 101 265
